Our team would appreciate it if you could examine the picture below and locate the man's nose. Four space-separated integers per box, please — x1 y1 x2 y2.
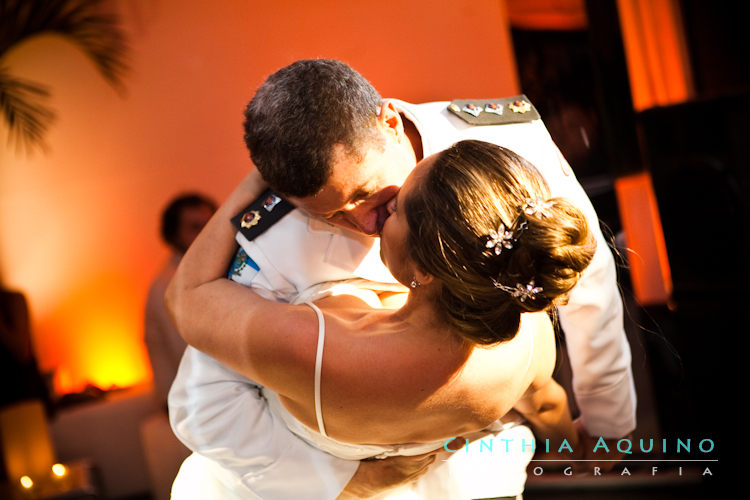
344 204 378 235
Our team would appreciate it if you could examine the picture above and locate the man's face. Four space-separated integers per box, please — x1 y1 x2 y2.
288 134 416 236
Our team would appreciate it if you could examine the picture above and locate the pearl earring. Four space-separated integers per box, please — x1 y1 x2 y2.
410 278 421 289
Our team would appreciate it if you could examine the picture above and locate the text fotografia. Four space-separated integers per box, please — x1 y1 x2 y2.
442 436 715 456
525 465 714 477
442 437 716 477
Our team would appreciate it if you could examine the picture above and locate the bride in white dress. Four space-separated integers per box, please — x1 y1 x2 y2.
167 140 595 498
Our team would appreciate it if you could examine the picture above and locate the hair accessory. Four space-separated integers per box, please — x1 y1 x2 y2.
492 279 543 302
485 224 515 255
522 197 554 217
485 219 528 255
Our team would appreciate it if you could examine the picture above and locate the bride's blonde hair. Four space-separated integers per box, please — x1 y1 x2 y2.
404 140 596 345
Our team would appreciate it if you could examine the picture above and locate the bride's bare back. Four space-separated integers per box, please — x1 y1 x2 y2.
276 291 557 445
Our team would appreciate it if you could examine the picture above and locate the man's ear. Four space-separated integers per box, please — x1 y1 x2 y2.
377 100 405 138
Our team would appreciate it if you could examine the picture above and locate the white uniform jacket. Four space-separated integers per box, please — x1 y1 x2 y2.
168 99 636 500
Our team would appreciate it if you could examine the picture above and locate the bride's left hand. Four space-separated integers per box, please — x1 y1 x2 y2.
338 452 439 499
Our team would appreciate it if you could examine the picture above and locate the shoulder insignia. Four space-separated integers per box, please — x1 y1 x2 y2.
231 189 294 241
447 95 540 126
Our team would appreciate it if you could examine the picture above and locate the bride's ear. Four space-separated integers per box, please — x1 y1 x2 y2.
413 267 433 287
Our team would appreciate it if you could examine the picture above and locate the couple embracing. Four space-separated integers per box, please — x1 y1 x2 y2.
167 59 635 499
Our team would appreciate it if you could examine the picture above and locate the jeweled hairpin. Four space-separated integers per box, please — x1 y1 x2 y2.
492 279 543 302
522 197 554 217
485 224 515 255
485 219 529 255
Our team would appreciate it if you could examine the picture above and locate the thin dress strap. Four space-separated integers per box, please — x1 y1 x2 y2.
305 302 328 437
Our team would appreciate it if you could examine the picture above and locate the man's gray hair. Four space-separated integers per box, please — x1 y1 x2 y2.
243 59 384 197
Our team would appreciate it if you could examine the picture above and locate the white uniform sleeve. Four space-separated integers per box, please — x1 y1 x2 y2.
167 210 377 499
169 347 357 500
558 236 637 438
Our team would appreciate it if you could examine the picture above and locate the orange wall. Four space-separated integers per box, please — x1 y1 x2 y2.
0 0 519 394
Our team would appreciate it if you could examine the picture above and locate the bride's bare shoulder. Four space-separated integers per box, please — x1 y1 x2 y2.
519 311 557 391
314 284 408 312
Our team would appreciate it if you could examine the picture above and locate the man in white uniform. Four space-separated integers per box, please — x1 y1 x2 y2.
169 59 636 499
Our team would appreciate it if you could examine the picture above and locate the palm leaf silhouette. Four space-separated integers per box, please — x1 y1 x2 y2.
0 0 128 152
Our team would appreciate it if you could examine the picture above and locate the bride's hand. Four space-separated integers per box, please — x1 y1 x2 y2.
337 452 438 499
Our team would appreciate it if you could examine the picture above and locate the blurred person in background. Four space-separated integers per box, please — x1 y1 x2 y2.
144 193 216 409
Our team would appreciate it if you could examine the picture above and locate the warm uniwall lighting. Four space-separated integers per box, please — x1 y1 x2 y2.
40 278 153 395
617 0 693 110
52 463 68 478
614 171 673 305
76 316 150 390
506 0 588 30
20 475 34 489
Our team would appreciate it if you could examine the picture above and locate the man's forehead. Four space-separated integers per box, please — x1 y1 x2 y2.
290 175 368 215
297 147 373 206
328 143 373 181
